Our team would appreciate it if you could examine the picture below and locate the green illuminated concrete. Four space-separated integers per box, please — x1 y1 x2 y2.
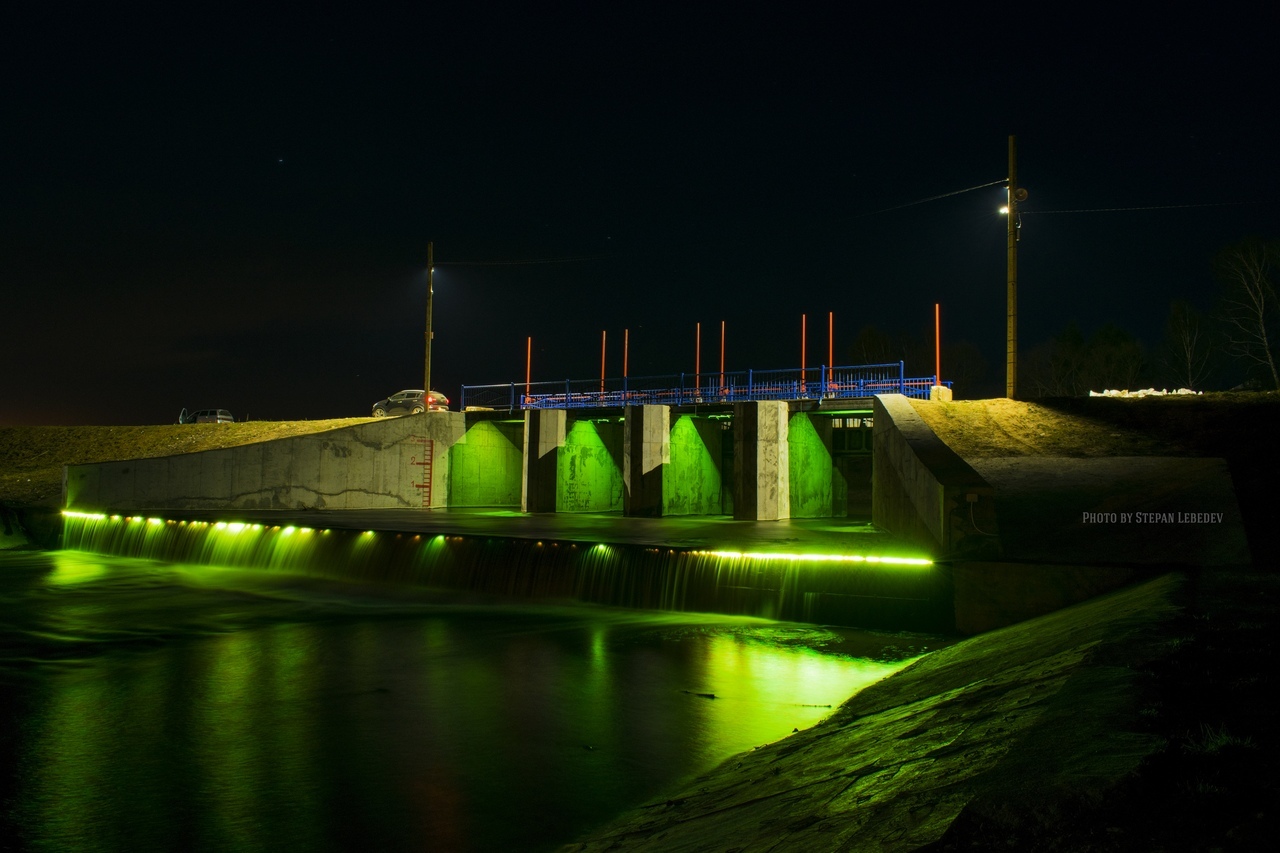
557 420 623 513
522 410 627 514
664 415 724 516
836 455 872 518
787 413 833 518
448 419 523 507
624 407 728 518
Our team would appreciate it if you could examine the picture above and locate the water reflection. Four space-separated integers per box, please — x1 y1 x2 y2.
0 551 941 852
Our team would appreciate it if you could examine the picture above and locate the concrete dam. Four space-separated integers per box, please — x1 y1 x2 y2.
61 395 1251 634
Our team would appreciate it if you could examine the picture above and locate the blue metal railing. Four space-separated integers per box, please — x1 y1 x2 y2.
460 362 953 411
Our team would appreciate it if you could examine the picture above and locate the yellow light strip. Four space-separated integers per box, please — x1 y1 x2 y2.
60 512 931 567
691 549 932 567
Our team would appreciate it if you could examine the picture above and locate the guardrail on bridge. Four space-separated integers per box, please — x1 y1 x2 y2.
460 362 951 411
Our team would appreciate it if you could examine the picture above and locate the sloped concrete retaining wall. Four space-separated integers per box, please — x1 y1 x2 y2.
871 394 998 558
65 413 465 512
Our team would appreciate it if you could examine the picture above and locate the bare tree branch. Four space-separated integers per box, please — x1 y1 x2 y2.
1162 300 1212 390
1216 238 1280 389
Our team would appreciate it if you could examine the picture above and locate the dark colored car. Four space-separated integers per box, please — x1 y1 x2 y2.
371 390 449 417
179 408 234 424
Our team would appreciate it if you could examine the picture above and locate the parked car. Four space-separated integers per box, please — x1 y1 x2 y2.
371 390 449 417
179 408 234 424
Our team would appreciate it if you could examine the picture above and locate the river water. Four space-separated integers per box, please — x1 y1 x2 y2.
0 549 942 852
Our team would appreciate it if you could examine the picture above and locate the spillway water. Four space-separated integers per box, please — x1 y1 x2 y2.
0 515 952 851
60 512 953 632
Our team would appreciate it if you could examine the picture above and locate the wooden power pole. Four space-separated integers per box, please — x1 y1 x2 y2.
424 241 434 396
1005 136 1021 399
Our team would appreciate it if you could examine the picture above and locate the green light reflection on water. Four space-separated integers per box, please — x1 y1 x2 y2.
259 623 325 847
47 551 112 585
11 615 914 851
10 544 929 851
682 631 904 754
196 630 264 851
23 645 177 850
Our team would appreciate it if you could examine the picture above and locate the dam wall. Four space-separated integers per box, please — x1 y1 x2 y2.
65 413 466 512
56 394 1253 636
63 403 875 520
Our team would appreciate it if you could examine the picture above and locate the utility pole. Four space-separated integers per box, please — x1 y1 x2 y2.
1005 136 1022 399
424 241 434 396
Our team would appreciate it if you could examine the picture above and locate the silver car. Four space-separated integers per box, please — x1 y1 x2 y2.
179 408 234 424
371 390 449 417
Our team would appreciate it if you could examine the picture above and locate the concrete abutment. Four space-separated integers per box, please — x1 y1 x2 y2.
65 412 466 512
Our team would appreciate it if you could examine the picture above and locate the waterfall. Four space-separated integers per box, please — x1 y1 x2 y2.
61 511 952 631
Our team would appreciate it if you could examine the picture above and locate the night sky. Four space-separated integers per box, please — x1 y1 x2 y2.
3 5 1277 425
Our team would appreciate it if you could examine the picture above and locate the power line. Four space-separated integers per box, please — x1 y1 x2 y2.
1022 200 1265 214
434 253 620 267
860 175 1008 213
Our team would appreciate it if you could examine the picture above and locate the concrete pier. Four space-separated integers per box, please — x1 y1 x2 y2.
622 405 668 517
521 408 565 513
732 401 789 521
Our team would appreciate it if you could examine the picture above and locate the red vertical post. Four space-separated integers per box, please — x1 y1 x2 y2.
801 313 807 394
695 322 701 393
525 336 532 403
719 320 725 392
827 311 834 386
935 303 941 384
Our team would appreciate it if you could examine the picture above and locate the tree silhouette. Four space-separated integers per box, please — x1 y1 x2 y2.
1160 300 1213 390
1022 323 1146 396
1215 238 1280 390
